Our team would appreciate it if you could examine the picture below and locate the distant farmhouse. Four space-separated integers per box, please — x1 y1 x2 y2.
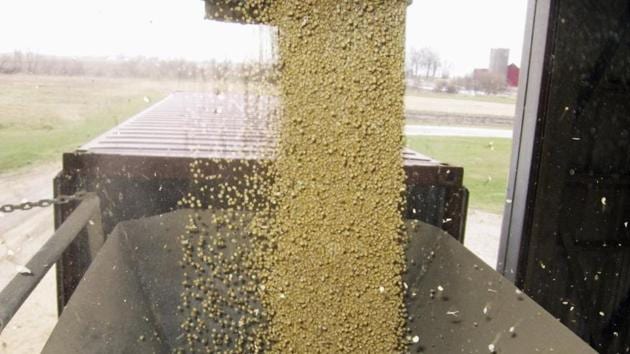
473 48 520 87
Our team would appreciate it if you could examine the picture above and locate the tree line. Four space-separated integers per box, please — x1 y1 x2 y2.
2 50 506 95
406 47 444 79
0 51 277 83
406 47 507 95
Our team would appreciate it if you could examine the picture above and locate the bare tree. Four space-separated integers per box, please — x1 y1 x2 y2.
0 54 10 73
474 71 507 95
440 60 452 79
0 50 280 85
406 47 441 80
417 47 441 79
407 48 421 78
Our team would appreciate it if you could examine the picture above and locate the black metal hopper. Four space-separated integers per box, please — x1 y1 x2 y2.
40 209 595 353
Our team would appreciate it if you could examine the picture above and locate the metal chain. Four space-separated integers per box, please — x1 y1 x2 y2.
0 191 88 213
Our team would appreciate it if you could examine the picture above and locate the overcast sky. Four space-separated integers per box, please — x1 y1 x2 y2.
0 0 528 76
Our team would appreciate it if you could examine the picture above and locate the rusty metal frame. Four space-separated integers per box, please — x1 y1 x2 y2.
56 151 466 240
51 150 467 308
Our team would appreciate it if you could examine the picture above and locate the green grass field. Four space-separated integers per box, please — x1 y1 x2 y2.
406 136 512 213
0 75 227 171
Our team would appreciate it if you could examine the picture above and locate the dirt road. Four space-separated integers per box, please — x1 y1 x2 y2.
405 95 516 117
464 209 502 268
0 163 59 354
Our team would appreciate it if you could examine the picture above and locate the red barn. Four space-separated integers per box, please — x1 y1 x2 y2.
507 63 520 87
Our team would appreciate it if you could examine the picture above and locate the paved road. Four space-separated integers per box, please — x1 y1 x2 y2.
405 124 513 138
